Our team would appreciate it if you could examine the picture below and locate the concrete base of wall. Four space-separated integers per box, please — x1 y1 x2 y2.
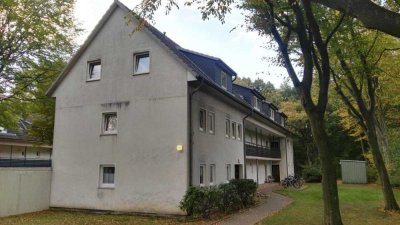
0 168 51 217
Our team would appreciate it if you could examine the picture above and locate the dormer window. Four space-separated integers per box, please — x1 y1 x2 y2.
281 118 285 126
253 96 261 111
270 109 275 120
221 71 228 89
88 60 101 81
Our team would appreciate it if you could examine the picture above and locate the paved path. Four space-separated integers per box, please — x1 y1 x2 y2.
215 183 293 225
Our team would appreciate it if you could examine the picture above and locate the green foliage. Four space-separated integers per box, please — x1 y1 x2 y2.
179 179 257 218
390 169 400 188
367 164 378 183
302 164 322 183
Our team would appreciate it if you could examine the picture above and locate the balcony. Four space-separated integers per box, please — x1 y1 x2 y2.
0 158 52 167
245 142 281 159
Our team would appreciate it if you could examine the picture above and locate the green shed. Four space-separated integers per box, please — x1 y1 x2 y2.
340 160 367 184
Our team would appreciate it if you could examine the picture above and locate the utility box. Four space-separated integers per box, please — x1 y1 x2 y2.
340 160 367 184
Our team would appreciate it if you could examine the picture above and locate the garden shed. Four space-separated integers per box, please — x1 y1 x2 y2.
340 160 367 184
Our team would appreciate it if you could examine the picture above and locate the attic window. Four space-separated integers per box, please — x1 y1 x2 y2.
88 60 101 81
134 52 150 74
253 96 261 111
221 71 228 89
270 109 275 120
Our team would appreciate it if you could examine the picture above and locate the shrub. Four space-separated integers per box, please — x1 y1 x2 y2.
218 183 242 212
179 179 257 218
302 164 322 182
390 169 400 188
367 164 378 183
229 179 257 207
179 186 222 218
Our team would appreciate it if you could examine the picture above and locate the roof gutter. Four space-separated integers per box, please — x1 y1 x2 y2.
188 77 204 186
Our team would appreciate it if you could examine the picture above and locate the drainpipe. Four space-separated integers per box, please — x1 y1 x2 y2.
242 109 253 179
188 78 204 186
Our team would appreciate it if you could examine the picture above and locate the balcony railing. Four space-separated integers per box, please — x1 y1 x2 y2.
245 142 281 159
0 158 52 167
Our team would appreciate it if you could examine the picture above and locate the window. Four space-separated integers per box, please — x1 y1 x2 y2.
208 112 215 134
281 119 285 126
200 164 205 186
231 122 236 139
270 109 275 120
99 165 115 188
221 71 228 89
88 60 101 81
226 164 231 182
134 52 150 74
253 96 260 110
225 119 230 138
103 112 117 134
237 124 242 141
210 164 216 185
199 108 206 132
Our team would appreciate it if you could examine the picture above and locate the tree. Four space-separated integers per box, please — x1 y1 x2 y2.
0 0 78 101
329 18 400 210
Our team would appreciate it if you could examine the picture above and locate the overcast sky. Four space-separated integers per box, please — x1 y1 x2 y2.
74 0 288 87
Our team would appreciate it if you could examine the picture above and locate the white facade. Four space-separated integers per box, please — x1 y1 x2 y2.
47 1 294 215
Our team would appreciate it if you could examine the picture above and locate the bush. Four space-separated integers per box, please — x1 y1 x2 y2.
228 179 257 207
179 179 257 218
179 186 222 218
218 183 242 212
367 164 378 183
302 164 322 182
390 169 400 188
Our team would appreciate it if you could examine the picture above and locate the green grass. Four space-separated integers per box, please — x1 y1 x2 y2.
0 210 210 225
260 183 400 225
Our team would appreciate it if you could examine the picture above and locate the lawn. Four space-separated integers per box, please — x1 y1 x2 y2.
259 183 400 225
0 210 211 225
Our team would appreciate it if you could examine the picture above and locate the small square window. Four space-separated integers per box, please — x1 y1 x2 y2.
231 122 236 139
134 52 150 74
221 71 228 89
88 60 101 81
208 112 215 134
200 164 205 186
199 108 206 132
225 118 230 138
103 112 117 134
99 165 115 188
210 164 216 185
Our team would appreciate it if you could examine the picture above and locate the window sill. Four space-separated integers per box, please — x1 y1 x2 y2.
132 72 150 76
98 185 115 189
86 78 101 82
100 132 117 136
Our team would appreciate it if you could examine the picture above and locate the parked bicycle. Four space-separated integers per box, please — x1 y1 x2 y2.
281 175 305 189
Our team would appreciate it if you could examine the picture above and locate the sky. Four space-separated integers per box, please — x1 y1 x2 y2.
74 0 288 87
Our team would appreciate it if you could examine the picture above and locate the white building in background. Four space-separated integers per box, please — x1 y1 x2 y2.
46 1 294 215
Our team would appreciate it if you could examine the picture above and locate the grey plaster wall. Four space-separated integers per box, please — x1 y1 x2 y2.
191 90 246 186
0 168 51 217
50 7 188 215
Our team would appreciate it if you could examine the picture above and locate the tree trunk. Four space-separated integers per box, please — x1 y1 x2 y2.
365 116 399 210
308 112 343 225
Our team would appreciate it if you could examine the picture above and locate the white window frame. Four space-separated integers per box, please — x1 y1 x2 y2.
200 164 206 187
237 124 242 141
226 164 231 182
99 164 115 189
102 112 118 135
270 109 275 120
199 108 207 132
208 111 215 134
221 71 228 90
225 118 230 138
133 51 150 75
87 60 101 81
253 96 260 110
231 122 236 139
281 118 285 126
210 164 216 185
